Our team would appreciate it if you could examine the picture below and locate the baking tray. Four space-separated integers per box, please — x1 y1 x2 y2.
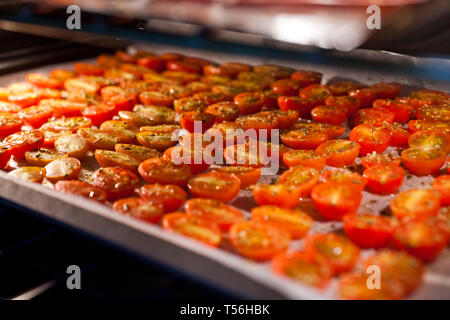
0 44 449 299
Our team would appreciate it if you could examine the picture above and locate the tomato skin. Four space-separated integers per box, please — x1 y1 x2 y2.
137 56 165 71
4 129 44 159
54 180 108 203
272 252 331 289
432 175 450 206
290 70 322 87
385 123 410 148
363 165 405 194
179 111 215 133
282 149 327 170
162 212 222 247
304 233 360 275
229 221 290 261
343 214 393 249
277 96 315 117
373 99 412 124
320 169 367 191
393 218 447 262
311 183 362 220
315 139 360 167
277 166 319 197
215 166 261 188
91 167 140 200
138 157 191 186
185 198 245 231
0 147 12 169
187 171 241 202
112 197 164 224
311 105 347 125
349 124 391 156
401 148 446 176
390 188 441 221
281 129 328 150
81 104 115 126
253 184 301 209
138 184 187 213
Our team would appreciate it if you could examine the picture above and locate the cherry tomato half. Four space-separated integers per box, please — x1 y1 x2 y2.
138 183 187 212
390 188 441 221
187 171 241 202
363 165 405 194
343 214 393 249
91 167 140 200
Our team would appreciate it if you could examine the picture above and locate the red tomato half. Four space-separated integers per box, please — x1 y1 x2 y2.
390 188 441 221
138 183 187 212
252 184 301 209
349 124 391 155
55 180 108 203
138 157 191 186
363 165 405 194
187 171 241 202
315 139 360 167
3 129 44 159
91 167 140 200
343 214 393 249
373 99 412 124
277 166 319 197
432 175 450 206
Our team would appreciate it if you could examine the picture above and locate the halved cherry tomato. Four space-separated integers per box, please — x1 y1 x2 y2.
363 165 405 194
390 188 441 221
4 129 44 159
327 81 363 96
343 214 393 249
50 69 76 81
40 99 86 117
0 113 23 137
137 56 165 71
253 64 294 79
348 88 377 108
315 139 360 167
162 212 221 246
409 89 449 104
311 183 362 220
215 166 261 188
229 221 290 261
8 91 39 108
437 207 450 241
325 95 361 117
204 62 251 78
311 105 347 125
42 129 71 148
408 120 450 134
294 122 345 139
164 145 209 174
252 205 312 239
173 97 207 114
138 157 191 186
0 101 21 113
166 60 202 74
353 107 395 126
193 91 229 105
271 78 301 96
139 91 173 107
26 73 63 89
272 252 331 289
99 120 137 144
349 124 391 155
369 82 402 99
185 198 244 231
24 149 65 166
77 128 118 150
179 111 215 133
277 166 319 197
44 157 81 182
112 197 163 224
432 175 450 206
252 184 301 209
401 148 446 176
55 180 108 203
18 105 53 128
373 99 412 124
408 130 450 153
81 104 115 126
114 143 159 162
299 84 332 108
74 62 104 76
134 105 176 125
304 233 359 275
320 169 367 191
415 104 450 122
41 116 91 132
187 171 240 202
281 129 328 150
139 183 187 213
282 149 327 170
277 96 315 117
233 92 265 115
0 147 11 169
383 122 410 148
55 134 88 159
291 70 322 87
91 167 140 200
361 152 401 169
136 130 177 151
205 101 240 123
8 166 45 183
95 150 140 173
393 217 447 262
242 111 279 136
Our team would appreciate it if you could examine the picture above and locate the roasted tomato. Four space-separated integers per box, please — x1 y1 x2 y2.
25 149 65 166
242 111 279 135
112 197 163 224
94 150 140 173
348 88 377 108
281 129 328 150
18 105 54 128
81 104 115 126
311 183 362 220
77 128 118 150
8 166 45 183
162 213 221 247
290 70 322 87
401 148 446 176
73 62 104 76
137 56 165 71
390 188 441 221
215 166 261 188
204 101 239 123
114 143 159 162
282 149 327 170
408 120 450 134
179 111 215 133
432 175 450 206
384 122 410 148
393 217 447 262
304 233 359 275
173 97 207 114
254 64 294 79
350 123 392 155
271 78 301 96
49 69 76 81
185 198 244 231
138 183 187 212
373 99 412 124
44 157 81 182
54 180 108 203
320 169 367 191
252 184 301 209
311 105 347 125
187 171 240 202
343 214 393 249
294 122 345 139
0 113 23 138
353 107 395 126
40 99 85 117
229 221 290 261
327 81 363 96
138 157 191 186
251 205 312 239
299 84 332 108
361 152 401 169
0 147 11 169
91 167 140 200
118 110 155 128
325 95 360 118
277 96 316 117
408 130 450 153
41 116 91 132
370 82 402 99
315 139 360 167
4 129 44 159
415 104 450 122
0 101 21 113
409 89 449 104
164 145 210 174
135 105 176 125
99 120 137 144
363 165 405 194
233 91 265 115
277 166 319 197
139 91 173 107
54 134 88 159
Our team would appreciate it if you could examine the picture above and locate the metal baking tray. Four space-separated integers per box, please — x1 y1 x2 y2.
0 44 449 299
